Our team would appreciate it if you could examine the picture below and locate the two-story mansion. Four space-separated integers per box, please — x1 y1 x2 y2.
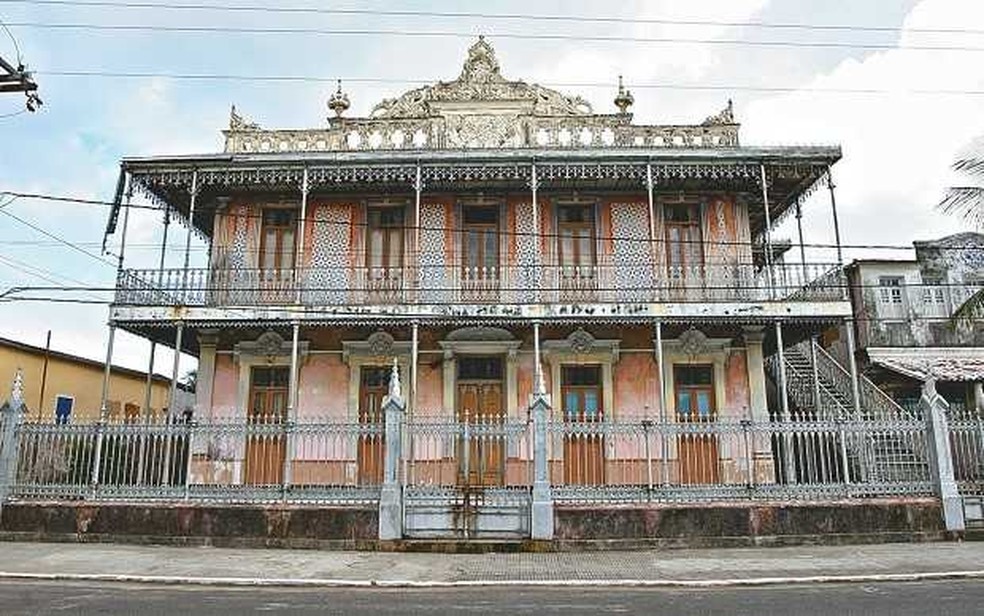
106 37 853 501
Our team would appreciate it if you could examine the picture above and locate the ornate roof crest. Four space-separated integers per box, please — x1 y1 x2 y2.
370 36 593 119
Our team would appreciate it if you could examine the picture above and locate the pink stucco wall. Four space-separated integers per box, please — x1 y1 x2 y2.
211 355 238 418
297 355 348 419
415 359 443 415
205 339 754 422
613 351 660 419
724 350 751 420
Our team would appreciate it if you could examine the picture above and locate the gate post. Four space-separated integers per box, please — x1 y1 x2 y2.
0 370 28 510
379 360 405 541
530 390 553 540
921 378 965 532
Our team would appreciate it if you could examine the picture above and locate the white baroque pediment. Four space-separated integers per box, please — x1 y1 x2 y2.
370 36 592 120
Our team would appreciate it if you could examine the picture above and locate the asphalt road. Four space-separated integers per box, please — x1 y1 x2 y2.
1 579 982 615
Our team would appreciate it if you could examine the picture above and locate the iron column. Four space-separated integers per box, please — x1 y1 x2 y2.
827 165 862 416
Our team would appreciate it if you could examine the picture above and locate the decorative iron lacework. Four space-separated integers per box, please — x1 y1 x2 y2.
127 159 829 194
116 314 848 334
514 201 537 303
305 204 351 305
418 203 448 304
611 202 653 302
227 204 250 270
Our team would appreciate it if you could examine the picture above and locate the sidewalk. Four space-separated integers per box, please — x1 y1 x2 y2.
0 541 983 587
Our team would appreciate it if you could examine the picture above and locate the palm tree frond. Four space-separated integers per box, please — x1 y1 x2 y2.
952 286 984 327
937 186 984 227
953 156 984 180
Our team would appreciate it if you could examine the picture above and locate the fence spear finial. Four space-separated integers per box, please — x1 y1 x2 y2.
388 357 402 401
10 368 23 409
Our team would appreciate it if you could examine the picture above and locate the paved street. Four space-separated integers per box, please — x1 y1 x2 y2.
0 579 982 615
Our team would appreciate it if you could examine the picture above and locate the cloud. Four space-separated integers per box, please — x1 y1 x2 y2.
743 0 984 257
514 0 769 118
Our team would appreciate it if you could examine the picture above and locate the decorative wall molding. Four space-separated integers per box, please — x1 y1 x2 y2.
543 328 620 363
233 330 309 364
341 331 412 364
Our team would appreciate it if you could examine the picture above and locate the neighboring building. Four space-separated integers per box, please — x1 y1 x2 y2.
0 335 178 423
845 232 984 413
103 38 864 534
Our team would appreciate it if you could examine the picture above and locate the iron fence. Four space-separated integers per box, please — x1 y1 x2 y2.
9 414 381 505
0 412 960 507
547 417 934 504
948 405 984 498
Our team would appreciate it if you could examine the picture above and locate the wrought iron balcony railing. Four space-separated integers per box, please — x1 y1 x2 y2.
114 261 846 308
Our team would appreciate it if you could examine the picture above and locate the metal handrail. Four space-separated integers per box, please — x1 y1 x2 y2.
810 340 916 421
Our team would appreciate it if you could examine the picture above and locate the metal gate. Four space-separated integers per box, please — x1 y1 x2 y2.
403 416 532 539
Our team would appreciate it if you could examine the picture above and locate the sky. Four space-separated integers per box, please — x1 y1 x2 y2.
0 0 981 390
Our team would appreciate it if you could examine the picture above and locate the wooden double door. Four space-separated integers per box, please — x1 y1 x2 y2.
675 365 719 484
244 366 288 485
456 357 505 487
357 366 389 485
562 365 605 485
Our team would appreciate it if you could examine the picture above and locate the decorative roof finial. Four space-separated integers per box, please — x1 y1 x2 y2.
328 80 350 119
614 75 634 115
460 35 502 83
228 104 259 130
702 99 736 126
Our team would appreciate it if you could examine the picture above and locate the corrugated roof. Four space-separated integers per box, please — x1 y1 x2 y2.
868 347 984 382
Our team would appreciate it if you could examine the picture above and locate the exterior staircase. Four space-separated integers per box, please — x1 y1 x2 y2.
767 339 927 485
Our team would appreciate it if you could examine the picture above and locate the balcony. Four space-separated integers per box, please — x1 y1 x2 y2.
114 261 845 308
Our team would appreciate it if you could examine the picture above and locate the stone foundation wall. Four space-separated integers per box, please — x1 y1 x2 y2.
0 503 378 549
554 499 949 548
0 499 952 549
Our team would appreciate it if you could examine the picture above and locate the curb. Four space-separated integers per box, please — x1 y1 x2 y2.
1 570 984 589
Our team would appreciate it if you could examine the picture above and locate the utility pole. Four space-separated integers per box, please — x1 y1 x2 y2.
0 54 41 111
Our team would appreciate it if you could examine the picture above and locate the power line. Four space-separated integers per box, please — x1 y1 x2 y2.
3 189 978 253
0 254 69 286
0 16 22 64
0 252 99 301
0 207 118 268
7 21 984 53
31 70 984 97
3 0 981 36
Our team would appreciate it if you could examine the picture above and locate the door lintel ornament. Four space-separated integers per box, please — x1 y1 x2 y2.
543 329 620 363
234 330 309 364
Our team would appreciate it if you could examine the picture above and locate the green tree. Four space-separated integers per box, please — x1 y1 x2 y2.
938 140 984 324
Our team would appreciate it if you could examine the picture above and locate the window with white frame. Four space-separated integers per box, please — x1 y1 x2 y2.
877 276 906 319
878 276 904 304
921 275 948 314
